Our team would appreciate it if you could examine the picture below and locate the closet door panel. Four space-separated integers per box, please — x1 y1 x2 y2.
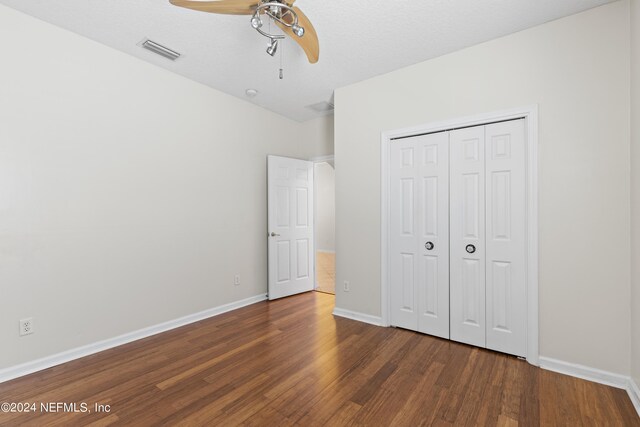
485 120 527 357
417 133 450 339
390 140 419 330
450 126 486 348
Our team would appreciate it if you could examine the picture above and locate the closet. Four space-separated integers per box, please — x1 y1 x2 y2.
389 119 527 357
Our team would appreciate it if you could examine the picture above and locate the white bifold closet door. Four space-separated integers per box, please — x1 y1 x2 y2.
449 125 487 348
390 119 527 357
389 132 450 339
484 120 526 356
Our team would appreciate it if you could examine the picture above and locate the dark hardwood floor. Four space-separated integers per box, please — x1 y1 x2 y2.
0 292 638 426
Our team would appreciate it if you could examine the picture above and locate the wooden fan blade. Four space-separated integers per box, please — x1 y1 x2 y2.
169 0 257 15
275 7 319 64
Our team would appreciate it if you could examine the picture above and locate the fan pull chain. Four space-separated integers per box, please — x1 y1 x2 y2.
279 40 284 80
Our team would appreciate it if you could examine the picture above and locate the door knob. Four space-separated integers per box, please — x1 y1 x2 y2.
466 244 476 254
425 242 434 251
270 232 280 237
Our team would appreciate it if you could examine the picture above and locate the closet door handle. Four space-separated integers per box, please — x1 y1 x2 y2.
466 244 476 254
425 242 434 251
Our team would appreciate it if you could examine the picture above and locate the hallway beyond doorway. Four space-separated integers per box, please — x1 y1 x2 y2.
316 251 335 294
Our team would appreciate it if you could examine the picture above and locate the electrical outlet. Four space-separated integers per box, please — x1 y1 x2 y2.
234 274 240 286
343 281 350 292
19 318 34 336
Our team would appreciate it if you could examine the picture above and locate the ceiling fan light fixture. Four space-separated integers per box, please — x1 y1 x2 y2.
266 38 278 56
292 24 305 38
169 0 319 64
250 15 263 29
269 4 281 17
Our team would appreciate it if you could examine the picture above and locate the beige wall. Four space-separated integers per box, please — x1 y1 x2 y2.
298 115 335 159
334 1 631 374
631 0 640 386
0 4 310 369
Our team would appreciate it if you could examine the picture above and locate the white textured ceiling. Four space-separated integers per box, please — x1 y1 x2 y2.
0 0 615 121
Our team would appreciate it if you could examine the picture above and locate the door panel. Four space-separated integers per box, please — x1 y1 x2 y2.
390 133 450 338
417 134 449 338
485 120 527 356
390 140 419 330
462 173 481 239
276 241 291 283
268 155 314 300
401 253 415 311
296 239 310 279
422 177 438 235
462 258 482 325
296 188 309 226
421 255 439 316
276 187 290 227
450 126 486 348
401 178 415 235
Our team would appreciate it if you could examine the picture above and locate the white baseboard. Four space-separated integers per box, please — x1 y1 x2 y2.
316 249 336 254
332 307 383 326
539 356 629 389
539 356 640 417
0 293 267 384
628 377 640 416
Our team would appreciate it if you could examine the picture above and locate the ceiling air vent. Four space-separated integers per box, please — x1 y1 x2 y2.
305 101 334 113
141 39 181 61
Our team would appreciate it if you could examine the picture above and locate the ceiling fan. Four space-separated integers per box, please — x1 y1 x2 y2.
169 0 319 64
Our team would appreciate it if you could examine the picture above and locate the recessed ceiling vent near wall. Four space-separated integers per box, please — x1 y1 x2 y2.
305 101 334 113
141 39 181 61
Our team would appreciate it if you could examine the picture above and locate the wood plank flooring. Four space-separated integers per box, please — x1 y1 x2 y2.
316 251 335 294
0 292 638 426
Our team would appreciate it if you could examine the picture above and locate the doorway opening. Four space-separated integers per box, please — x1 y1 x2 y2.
313 157 335 294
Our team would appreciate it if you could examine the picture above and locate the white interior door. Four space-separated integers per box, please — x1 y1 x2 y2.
485 120 527 356
390 133 450 338
267 155 314 300
449 126 486 348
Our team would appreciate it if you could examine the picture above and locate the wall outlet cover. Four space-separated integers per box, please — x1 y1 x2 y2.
19 318 34 336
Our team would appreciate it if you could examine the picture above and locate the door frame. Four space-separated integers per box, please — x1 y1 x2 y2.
380 105 539 366
311 155 335 291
